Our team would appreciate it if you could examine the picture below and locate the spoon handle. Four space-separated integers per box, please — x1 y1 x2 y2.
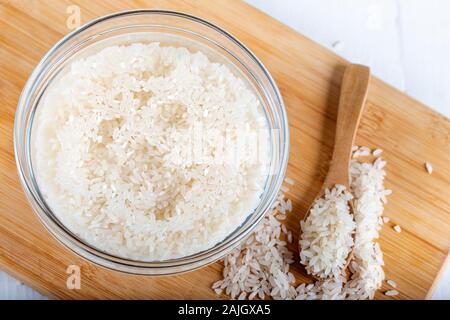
324 64 370 189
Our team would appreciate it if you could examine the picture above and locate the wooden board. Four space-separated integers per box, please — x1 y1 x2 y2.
0 0 449 300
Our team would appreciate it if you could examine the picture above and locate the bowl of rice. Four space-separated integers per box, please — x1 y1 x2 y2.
14 10 289 275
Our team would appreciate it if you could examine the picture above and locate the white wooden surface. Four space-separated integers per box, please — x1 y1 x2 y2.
0 0 449 299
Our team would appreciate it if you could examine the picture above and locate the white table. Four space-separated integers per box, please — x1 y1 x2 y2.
1 0 448 299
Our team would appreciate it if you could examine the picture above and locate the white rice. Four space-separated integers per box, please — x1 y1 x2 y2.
352 146 371 158
300 153 389 300
384 289 399 296
284 177 295 185
33 43 269 261
214 146 391 300
425 162 433 174
212 190 296 300
344 155 388 299
299 184 355 279
372 148 383 157
387 279 397 288
295 277 346 300
393 225 402 233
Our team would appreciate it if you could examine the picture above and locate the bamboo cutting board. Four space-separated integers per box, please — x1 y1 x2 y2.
0 0 449 300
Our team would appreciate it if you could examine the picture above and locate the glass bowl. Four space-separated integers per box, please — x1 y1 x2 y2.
14 10 289 275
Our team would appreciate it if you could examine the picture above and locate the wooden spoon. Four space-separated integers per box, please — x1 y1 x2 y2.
301 63 370 276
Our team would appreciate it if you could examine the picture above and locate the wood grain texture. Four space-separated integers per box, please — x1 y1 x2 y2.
0 0 449 300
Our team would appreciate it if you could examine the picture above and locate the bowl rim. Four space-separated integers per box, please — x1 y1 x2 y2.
14 9 290 275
